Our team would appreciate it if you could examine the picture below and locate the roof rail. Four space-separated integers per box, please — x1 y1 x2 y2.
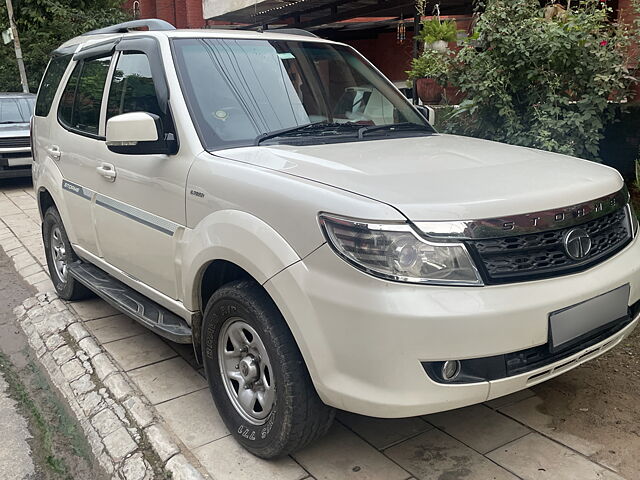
269 28 318 38
83 19 176 36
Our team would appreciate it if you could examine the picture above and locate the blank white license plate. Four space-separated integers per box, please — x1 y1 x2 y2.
549 284 630 352
8 157 32 167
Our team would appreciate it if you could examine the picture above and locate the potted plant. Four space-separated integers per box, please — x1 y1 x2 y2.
406 49 449 104
418 18 458 52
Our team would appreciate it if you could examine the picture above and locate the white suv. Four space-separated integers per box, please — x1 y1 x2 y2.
32 19 640 458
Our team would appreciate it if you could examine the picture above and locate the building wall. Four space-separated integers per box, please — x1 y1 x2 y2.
122 0 204 28
202 0 267 21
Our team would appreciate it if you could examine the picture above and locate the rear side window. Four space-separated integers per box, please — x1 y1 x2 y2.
107 52 161 119
58 56 111 136
35 55 71 117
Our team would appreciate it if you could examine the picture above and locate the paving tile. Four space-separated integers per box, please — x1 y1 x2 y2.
499 396 602 456
71 298 120 321
487 433 623 480
337 411 432 450
385 428 517 480
156 388 229 449
103 332 177 371
85 314 148 343
128 357 207 405
195 436 307 480
424 404 530 454
294 423 409 480
485 388 536 410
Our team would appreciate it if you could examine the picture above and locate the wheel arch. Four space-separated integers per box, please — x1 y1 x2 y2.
37 187 57 219
182 210 314 362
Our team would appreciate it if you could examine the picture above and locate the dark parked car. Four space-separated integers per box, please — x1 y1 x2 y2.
0 93 35 179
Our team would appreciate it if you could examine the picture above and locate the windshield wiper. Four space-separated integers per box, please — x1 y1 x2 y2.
357 122 433 139
255 122 362 145
256 122 323 145
0 121 22 124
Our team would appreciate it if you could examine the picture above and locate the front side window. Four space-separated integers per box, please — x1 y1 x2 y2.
107 52 162 119
35 55 71 117
58 56 111 135
0 96 34 124
172 38 428 149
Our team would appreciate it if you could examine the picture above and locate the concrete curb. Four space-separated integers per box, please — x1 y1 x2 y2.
14 293 206 480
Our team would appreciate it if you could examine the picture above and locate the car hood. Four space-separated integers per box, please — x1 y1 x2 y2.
0 122 29 137
215 134 623 221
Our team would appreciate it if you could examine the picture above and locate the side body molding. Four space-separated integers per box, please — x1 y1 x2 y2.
181 209 304 311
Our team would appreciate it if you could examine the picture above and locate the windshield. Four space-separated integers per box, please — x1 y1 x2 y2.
0 96 34 124
172 38 430 149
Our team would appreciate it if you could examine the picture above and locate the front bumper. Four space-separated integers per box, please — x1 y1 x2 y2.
264 234 640 418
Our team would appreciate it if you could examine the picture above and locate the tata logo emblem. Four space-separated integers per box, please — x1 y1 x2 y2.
563 228 592 260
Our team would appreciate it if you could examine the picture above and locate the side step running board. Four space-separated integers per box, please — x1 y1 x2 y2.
68 262 192 344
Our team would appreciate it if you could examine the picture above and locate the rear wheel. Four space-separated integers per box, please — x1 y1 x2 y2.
202 280 334 458
42 207 92 300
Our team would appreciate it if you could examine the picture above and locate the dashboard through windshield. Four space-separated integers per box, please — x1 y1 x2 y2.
171 37 430 149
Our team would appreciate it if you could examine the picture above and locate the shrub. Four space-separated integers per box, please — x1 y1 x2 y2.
406 49 450 85
443 0 638 160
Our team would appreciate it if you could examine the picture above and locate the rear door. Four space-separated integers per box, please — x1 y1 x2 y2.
47 52 115 255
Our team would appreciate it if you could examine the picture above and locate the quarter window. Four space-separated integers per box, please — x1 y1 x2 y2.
35 55 71 117
58 56 111 135
107 52 161 119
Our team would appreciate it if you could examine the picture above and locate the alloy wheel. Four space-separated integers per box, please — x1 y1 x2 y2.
218 318 275 425
50 226 68 283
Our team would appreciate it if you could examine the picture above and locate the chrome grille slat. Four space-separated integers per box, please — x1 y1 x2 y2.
466 208 631 284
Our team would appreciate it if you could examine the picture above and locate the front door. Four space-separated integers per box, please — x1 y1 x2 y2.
92 48 189 299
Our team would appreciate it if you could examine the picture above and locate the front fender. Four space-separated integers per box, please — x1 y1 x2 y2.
181 209 306 311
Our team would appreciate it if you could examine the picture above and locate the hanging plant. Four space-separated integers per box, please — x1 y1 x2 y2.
418 18 458 51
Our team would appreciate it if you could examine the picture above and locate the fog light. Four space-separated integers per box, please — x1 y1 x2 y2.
442 360 461 381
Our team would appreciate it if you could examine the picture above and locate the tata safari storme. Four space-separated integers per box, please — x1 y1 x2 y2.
32 20 640 458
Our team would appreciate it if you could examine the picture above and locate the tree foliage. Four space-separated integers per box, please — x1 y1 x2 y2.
444 0 638 160
0 0 130 92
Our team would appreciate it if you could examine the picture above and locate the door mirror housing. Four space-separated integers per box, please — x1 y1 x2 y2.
416 105 436 125
106 112 177 155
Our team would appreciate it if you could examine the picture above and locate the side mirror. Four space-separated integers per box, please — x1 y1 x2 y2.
106 112 176 155
416 105 436 125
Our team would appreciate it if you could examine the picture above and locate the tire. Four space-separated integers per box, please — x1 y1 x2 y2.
202 280 334 458
42 207 92 300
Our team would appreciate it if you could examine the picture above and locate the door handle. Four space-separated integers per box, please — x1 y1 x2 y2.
46 145 61 161
96 163 117 181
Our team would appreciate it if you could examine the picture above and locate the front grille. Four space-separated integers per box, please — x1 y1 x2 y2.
0 136 30 148
466 207 632 284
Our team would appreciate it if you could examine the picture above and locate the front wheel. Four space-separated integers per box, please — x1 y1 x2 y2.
202 280 334 458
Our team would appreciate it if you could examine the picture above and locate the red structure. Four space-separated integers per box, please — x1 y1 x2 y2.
122 0 204 29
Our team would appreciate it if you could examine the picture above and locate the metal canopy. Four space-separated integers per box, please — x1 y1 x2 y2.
208 0 473 30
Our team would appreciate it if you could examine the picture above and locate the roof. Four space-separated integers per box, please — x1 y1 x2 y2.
57 27 338 54
205 0 473 29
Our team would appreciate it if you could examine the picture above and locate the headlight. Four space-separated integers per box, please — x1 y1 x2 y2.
318 213 483 286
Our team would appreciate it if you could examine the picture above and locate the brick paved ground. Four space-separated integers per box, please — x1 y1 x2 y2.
0 179 632 480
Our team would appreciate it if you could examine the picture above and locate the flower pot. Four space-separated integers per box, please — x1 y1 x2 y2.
428 40 448 52
442 85 465 105
416 77 443 104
